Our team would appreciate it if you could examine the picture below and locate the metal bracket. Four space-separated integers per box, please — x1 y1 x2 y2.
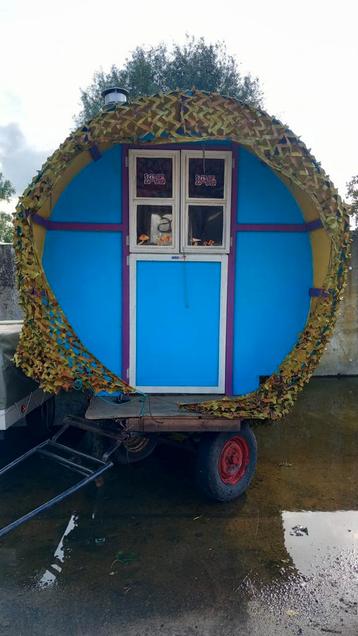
0 415 128 540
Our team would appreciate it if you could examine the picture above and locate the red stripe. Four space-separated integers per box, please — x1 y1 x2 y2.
309 287 331 298
31 215 322 234
121 145 130 384
31 214 124 232
225 144 239 395
235 220 322 232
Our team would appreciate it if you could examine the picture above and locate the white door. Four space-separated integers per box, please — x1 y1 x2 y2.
128 149 232 393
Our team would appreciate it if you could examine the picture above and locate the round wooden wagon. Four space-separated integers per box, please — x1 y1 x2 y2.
10 89 349 504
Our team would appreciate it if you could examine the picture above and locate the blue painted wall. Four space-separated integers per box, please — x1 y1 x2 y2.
43 231 122 376
41 142 313 395
237 147 303 224
43 145 123 377
136 260 221 387
51 145 123 223
233 147 312 395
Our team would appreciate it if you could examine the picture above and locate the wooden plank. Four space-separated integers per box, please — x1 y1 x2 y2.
85 395 241 433
85 394 220 420
126 416 241 433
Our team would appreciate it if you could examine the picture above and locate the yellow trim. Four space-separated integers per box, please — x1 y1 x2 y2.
310 229 331 288
34 143 113 260
276 172 331 288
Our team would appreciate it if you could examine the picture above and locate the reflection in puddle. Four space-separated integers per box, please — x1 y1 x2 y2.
245 511 358 634
283 510 358 576
0 379 357 634
37 513 78 589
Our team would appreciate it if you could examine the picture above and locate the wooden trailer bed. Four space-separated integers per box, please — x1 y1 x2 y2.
85 394 242 432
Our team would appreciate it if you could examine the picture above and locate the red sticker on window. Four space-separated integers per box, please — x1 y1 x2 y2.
144 173 166 185
195 174 217 187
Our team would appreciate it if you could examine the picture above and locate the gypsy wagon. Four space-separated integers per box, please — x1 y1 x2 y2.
0 89 350 535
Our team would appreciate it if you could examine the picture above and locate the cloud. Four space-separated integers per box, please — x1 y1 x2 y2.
0 123 52 194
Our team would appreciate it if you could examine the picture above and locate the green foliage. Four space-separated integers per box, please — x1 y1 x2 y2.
0 172 15 202
0 212 14 243
76 36 263 125
346 174 358 221
0 173 15 242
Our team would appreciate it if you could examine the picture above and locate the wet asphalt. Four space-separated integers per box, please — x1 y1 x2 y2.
0 378 357 636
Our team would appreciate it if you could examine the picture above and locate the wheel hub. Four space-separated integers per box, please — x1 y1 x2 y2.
123 434 149 454
218 436 250 485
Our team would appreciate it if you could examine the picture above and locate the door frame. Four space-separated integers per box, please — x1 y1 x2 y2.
129 253 228 393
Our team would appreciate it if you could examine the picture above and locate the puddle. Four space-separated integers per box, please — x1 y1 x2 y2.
243 511 358 635
283 510 358 574
0 378 357 635
37 513 78 589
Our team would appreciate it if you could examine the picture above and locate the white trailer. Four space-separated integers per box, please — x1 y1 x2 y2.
0 321 54 434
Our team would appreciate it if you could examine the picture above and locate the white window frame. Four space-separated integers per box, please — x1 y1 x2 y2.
180 150 232 254
129 149 180 254
129 253 228 393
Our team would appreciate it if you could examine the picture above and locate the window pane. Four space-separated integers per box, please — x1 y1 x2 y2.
137 205 173 246
188 158 225 199
188 205 223 247
136 157 173 198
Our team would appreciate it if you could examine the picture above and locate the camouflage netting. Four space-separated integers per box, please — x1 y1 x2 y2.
13 90 351 419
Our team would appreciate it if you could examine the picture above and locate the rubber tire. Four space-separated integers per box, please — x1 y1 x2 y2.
79 429 158 464
196 425 257 502
115 434 158 464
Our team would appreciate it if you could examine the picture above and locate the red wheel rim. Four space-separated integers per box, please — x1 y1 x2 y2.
218 436 250 485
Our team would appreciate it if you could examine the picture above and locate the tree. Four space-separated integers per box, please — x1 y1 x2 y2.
76 36 263 125
0 212 14 243
346 174 358 222
0 172 15 243
0 172 15 202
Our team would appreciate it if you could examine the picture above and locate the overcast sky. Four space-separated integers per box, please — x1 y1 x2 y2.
0 0 357 208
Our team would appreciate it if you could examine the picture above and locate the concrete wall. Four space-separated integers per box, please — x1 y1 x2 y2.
314 230 358 375
0 236 356 375
0 243 22 321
